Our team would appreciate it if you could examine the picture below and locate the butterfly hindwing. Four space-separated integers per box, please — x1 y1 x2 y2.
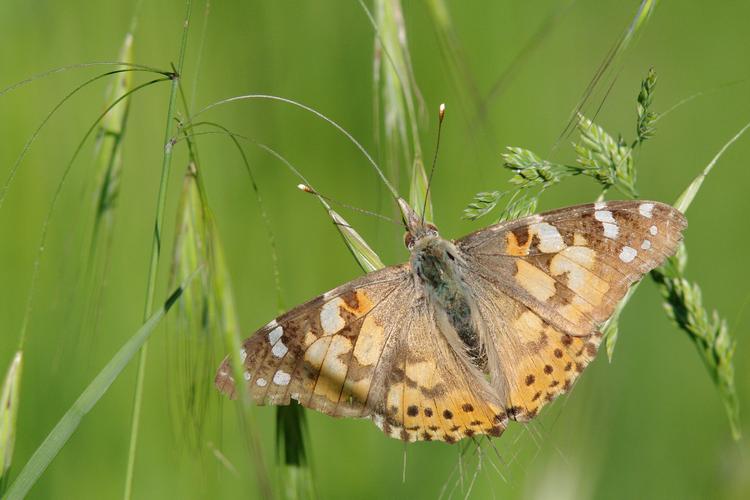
458 200 686 420
368 305 506 442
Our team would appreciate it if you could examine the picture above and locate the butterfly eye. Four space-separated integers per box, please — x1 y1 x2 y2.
404 232 415 249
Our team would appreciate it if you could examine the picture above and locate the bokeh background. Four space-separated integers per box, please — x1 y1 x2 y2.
1 1 749 498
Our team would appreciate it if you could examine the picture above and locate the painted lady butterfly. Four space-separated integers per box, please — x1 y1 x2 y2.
216 198 686 443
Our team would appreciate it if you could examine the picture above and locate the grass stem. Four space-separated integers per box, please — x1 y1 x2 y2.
122 2 192 498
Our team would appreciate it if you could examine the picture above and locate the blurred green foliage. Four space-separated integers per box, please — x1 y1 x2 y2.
0 1 749 498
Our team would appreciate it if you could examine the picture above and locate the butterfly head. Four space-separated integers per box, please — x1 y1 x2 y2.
398 197 439 250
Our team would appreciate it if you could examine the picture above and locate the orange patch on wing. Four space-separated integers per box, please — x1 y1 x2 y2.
507 315 601 420
505 229 532 256
342 289 375 316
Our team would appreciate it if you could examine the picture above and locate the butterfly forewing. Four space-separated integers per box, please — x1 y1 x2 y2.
458 200 686 420
215 266 407 414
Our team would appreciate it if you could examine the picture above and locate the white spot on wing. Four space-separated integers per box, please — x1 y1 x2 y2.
320 298 345 334
532 222 566 252
603 223 619 239
272 341 288 358
639 203 654 218
595 210 619 239
240 348 247 363
650 225 658 235
267 325 283 345
243 371 251 381
594 201 606 210
256 377 267 387
273 370 291 386
264 319 278 330
595 210 615 223
641 239 651 250
619 246 637 263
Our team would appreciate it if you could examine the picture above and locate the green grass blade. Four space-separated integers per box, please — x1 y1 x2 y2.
276 404 316 500
3 278 193 500
674 120 750 213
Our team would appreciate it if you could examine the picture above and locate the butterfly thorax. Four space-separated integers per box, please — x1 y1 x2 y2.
410 235 485 367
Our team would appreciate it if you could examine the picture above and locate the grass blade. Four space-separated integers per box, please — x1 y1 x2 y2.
3 278 193 500
674 120 750 213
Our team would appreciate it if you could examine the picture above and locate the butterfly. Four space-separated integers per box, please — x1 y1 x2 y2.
215 198 686 443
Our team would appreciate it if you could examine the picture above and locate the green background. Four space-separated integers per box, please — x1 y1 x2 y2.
1 1 749 498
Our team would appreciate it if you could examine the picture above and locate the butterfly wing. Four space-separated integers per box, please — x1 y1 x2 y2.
457 200 686 420
215 264 505 443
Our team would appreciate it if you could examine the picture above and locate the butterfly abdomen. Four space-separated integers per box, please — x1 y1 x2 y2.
410 237 485 366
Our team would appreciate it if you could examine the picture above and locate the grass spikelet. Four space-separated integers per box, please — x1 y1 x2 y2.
167 161 232 448
574 113 636 197
80 31 136 343
298 184 385 273
170 123 272 494
91 32 134 234
0 351 22 495
371 0 431 221
651 247 741 439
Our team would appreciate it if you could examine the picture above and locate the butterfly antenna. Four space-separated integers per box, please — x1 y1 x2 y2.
297 184 402 226
421 103 446 224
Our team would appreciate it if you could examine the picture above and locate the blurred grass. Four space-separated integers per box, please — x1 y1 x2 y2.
1 0 749 499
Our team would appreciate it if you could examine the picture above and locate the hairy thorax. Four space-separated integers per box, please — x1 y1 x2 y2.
409 236 485 367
